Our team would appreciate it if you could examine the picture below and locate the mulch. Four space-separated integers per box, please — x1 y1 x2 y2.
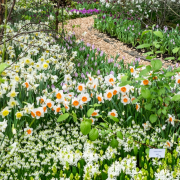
87 25 179 69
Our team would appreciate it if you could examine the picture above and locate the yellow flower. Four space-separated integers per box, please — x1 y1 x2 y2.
14 76 20 82
10 91 16 98
16 112 23 119
0 107 10 118
2 109 9 117
43 63 49 69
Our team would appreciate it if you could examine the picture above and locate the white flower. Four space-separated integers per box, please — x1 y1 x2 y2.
108 109 118 117
6 88 19 98
166 114 175 126
15 111 23 119
24 127 33 136
49 14 54 21
164 140 173 149
0 107 11 118
0 119 7 132
142 121 151 131
9 142 17 155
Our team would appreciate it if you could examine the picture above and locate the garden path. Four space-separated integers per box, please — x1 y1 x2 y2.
59 15 178 69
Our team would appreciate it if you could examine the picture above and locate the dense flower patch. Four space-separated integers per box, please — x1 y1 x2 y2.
0 0 180 180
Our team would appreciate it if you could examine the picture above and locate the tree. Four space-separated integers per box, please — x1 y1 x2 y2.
0 0 5 42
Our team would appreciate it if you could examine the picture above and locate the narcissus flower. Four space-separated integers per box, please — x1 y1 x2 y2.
104 89 113 101
121 95 130 105
36 96 47 105
91 109 100 117
45 99 54 108
55 90 64 103
96 93 104 104
89 117 96 124
24 127 33 136
79 93 91 104
108 109 118 117
135 103 140 112
6 88 19 98
0 107 11 118
175 75 180 84
119 85 130 95
71 97 81 109
129 66 136 76
77 83 86 93
166 114 175 126
141 79 151 86
104 74 116 86
142 121 151 131
15 111 23 119
164 140 173 149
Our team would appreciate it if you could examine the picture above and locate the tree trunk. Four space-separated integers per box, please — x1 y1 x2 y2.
0 0 5 42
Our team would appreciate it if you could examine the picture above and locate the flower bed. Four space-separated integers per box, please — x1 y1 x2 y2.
0 0 180 179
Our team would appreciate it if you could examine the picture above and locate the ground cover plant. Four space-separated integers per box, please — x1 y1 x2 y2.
0 0 180 179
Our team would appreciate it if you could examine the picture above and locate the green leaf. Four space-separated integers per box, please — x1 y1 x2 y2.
87 108 94 117
151 59 162 71
15 97 23 108
110 138 118 148
93 103 102 107
126 116 132 122
57 113 69 122
158 88 165 96
143 51 154 56
72 111 77 122
178 57 180 60
164 57 175 60
136 44 151 49
61 107 65 114
145 148 150 155
146 56 155 60
0 77 5 83
80 121 91 135
89 128 99 141
125 133 130 138
139 69 149 77
153 42 160 48
144 103 152 110
141 89 151 99
155 51 163 54
149 114 157 123
157 109 162 115
94 115 102 118
108 115 119 122
172 47 180 54
132 99 138 104
118 81 131 87
121 75 128 82
0 63 9 74
116 131 123 140
146 65 151 72
136 65 144 69
133 146 138 155
165 72 175 77
162 108 167 115
158 139 167 142
135 77 145 81
141 30 151 38
153 31 163 38
171 94 180 101
99 123 108 128
158 96 163 102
